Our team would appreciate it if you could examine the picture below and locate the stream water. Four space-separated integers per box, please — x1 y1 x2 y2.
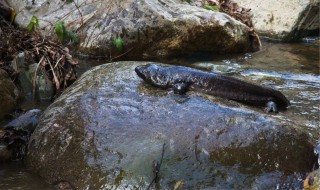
0 41 319 189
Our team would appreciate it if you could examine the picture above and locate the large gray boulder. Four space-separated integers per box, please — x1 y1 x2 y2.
234 0 319 41
26 61 316 189
9 0 252 58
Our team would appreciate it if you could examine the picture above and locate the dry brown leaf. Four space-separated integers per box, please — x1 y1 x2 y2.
173 180 185 190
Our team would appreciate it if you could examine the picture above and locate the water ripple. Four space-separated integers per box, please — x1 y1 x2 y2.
241 70 320 84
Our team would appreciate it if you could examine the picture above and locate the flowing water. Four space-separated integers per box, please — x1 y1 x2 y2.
163 41 319 139
0 41 319 189
0 161 54 190
197 42 319 138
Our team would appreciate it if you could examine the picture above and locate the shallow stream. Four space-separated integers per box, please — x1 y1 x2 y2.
1 41 319 189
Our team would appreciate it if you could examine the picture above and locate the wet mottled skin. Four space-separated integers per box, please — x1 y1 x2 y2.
135 64 290 112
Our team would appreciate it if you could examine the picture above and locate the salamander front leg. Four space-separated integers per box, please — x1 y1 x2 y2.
172 82 188 95
265 101 278 113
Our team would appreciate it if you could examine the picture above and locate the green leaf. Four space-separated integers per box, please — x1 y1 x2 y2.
27 16 39 32
54 21 78 43
66 30 79 43
54 21 66 43
182 0 192 3
204 5 219 11
113 37 124 51
95 22 102 28
66 0 73 3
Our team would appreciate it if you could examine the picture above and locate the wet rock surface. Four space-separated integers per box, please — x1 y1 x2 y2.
0 69 18 120
4 109 42 133
26 61 316 189
9 0 251 58
0 109 42 162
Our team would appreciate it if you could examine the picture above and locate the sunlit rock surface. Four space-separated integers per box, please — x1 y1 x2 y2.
26 61 316 189
9 0 252 58
234 0 319 41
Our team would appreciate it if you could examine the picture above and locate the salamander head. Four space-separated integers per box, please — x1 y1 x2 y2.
135 64 170 87
135 64 152 81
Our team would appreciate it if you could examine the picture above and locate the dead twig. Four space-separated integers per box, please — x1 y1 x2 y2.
71 0 84 27
47 57 60 96
32 56 44 100
0 21 78 100
147 143 166 190
110 46 135 61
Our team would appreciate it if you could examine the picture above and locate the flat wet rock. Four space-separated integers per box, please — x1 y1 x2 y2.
0 109 42 161
26 61 316 189
4 109 42 132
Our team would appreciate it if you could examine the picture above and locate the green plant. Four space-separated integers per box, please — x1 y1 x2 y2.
27 16 39 32
54 21 78 43
204 5 219 11
95 22 102 28
182 0 192 3
113 36 124 51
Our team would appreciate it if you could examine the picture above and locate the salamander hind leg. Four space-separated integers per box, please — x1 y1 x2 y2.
265 101 278 113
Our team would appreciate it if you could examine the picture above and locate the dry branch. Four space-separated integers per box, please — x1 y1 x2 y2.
201 0 261 50
0 20 78 99
218 0 261 50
